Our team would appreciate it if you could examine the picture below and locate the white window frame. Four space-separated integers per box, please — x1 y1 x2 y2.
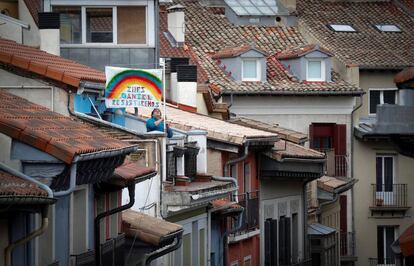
242 59 261 82
306 59 325 81
368 88 398 115
52 1 152 48
376 154 396 186
378 225 398 265
243 255 252 266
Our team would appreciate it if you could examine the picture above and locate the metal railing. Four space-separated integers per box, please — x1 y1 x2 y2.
340 232 355 257
317 148 349 177
369 258 396 266
370 184 408 208
234 191 259 232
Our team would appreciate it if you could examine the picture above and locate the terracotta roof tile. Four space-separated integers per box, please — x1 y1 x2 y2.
0 170 48 197
139 105 277 145
0 38 105 88
276 44 333 60
317 175 350 193
211 45 267 59
0 91 135 164
166 0 361 95
272 140 325 160
395 67 414 84
298 0 414 69
108 160 156 187
229 116 308 144
210 198 242 210
123 209 182 246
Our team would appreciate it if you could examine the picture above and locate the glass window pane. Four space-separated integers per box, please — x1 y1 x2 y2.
308 61 322 80
54 6 81 44
384 157 393 191
329 24 356 32
370 90 381 114
243 60 257 79
86 8 113 43
383 90 396 104
375 25 401 32
118 6 146 44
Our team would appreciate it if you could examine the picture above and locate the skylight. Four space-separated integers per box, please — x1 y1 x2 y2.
375 24 401 32
329 24 356 32
224 0 278 16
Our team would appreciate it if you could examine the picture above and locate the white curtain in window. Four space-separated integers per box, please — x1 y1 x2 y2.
243 60 257 79
308 61 322 79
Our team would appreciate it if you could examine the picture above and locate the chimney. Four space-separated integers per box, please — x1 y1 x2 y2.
167 4 185 45
38 12 60 55
176 64 197 112
169 57 189 103
187 130 208 175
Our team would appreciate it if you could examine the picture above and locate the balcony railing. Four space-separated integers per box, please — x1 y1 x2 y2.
282 258 312 266
370 184 408 209
318 149 349 177
369 257 396 266
234 191 259 232
340 232 355 258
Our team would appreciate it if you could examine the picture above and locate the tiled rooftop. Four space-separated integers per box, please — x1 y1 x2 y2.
0 91 135 164
298 0 414 69
139 105 277 145
108 160 156 187
161 0 361 95
317 175 349 193
275 44 333 60
273 140 325 160
395 67 414 84
0 38 105 88
211 45 267 59
23 0 41 26
0 170 48 197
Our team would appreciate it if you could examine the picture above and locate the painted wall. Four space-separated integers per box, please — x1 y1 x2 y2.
0 15 23 43
228 236 260 266
260 180 305 266
353 139 414 266
0 1 18 18
0 68 69 116
220 50 266 82
18 0 40 47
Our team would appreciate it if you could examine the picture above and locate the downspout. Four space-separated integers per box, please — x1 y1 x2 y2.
224 143 249 177
54 162 77 197
143 232 183 266
5 206 49 266
94 184 135 266
222 209 244 266
350 94 363 252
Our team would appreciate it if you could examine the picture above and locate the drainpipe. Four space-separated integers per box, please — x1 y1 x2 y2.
94 184 135 266
222 209 244 266
350 94 363 252
224 144 249 177
5 206 49 266
143 232 183 266
54 162 77 197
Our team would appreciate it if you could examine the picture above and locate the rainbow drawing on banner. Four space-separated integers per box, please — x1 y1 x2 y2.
105 68 163 108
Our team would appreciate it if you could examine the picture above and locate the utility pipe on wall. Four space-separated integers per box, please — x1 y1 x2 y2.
4 206 50 266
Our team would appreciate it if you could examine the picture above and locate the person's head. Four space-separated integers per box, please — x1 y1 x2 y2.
151 108 161 119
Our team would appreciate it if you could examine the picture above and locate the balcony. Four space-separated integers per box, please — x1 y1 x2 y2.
340 232 357 261
323 149 349 178
369 258 396 266
370 184 409 214
235 191 259 232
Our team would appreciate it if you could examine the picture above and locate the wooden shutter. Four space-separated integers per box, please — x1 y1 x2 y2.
333 124 347 155
265 219 278 266
340 195 347 234
309 124 314 148
279 217 291 265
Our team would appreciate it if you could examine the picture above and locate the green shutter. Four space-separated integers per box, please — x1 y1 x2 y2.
199 229 205 266
183 234 191 266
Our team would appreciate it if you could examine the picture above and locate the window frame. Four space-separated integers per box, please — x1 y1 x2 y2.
328 24 357 32
368 88 398 115
374 24 402 33
243 255 252 266
377 225 398 263
376 154 396 190
306 59 326 81
242 59 261 82
53 2 150 48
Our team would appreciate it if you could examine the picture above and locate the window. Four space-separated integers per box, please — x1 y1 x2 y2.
375 24 401 32
86 8 113 43
244 163 251 193
230 261 239 266
244 256 252 266
377 226 397 265
369 89 397 114
54 6 81 44
376 155 394 192
306 59 325 81
54 6 147 45
242 59 260 81
328 24 356 32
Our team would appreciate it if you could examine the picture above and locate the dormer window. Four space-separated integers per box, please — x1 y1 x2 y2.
242 59 260 81
306 59 325 81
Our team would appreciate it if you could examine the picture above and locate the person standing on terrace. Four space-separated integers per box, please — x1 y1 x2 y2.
146 108 173 138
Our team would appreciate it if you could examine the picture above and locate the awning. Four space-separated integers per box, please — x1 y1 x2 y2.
308 223 336 236
104 161 156 188
399 223 414 257
122 210 182 247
